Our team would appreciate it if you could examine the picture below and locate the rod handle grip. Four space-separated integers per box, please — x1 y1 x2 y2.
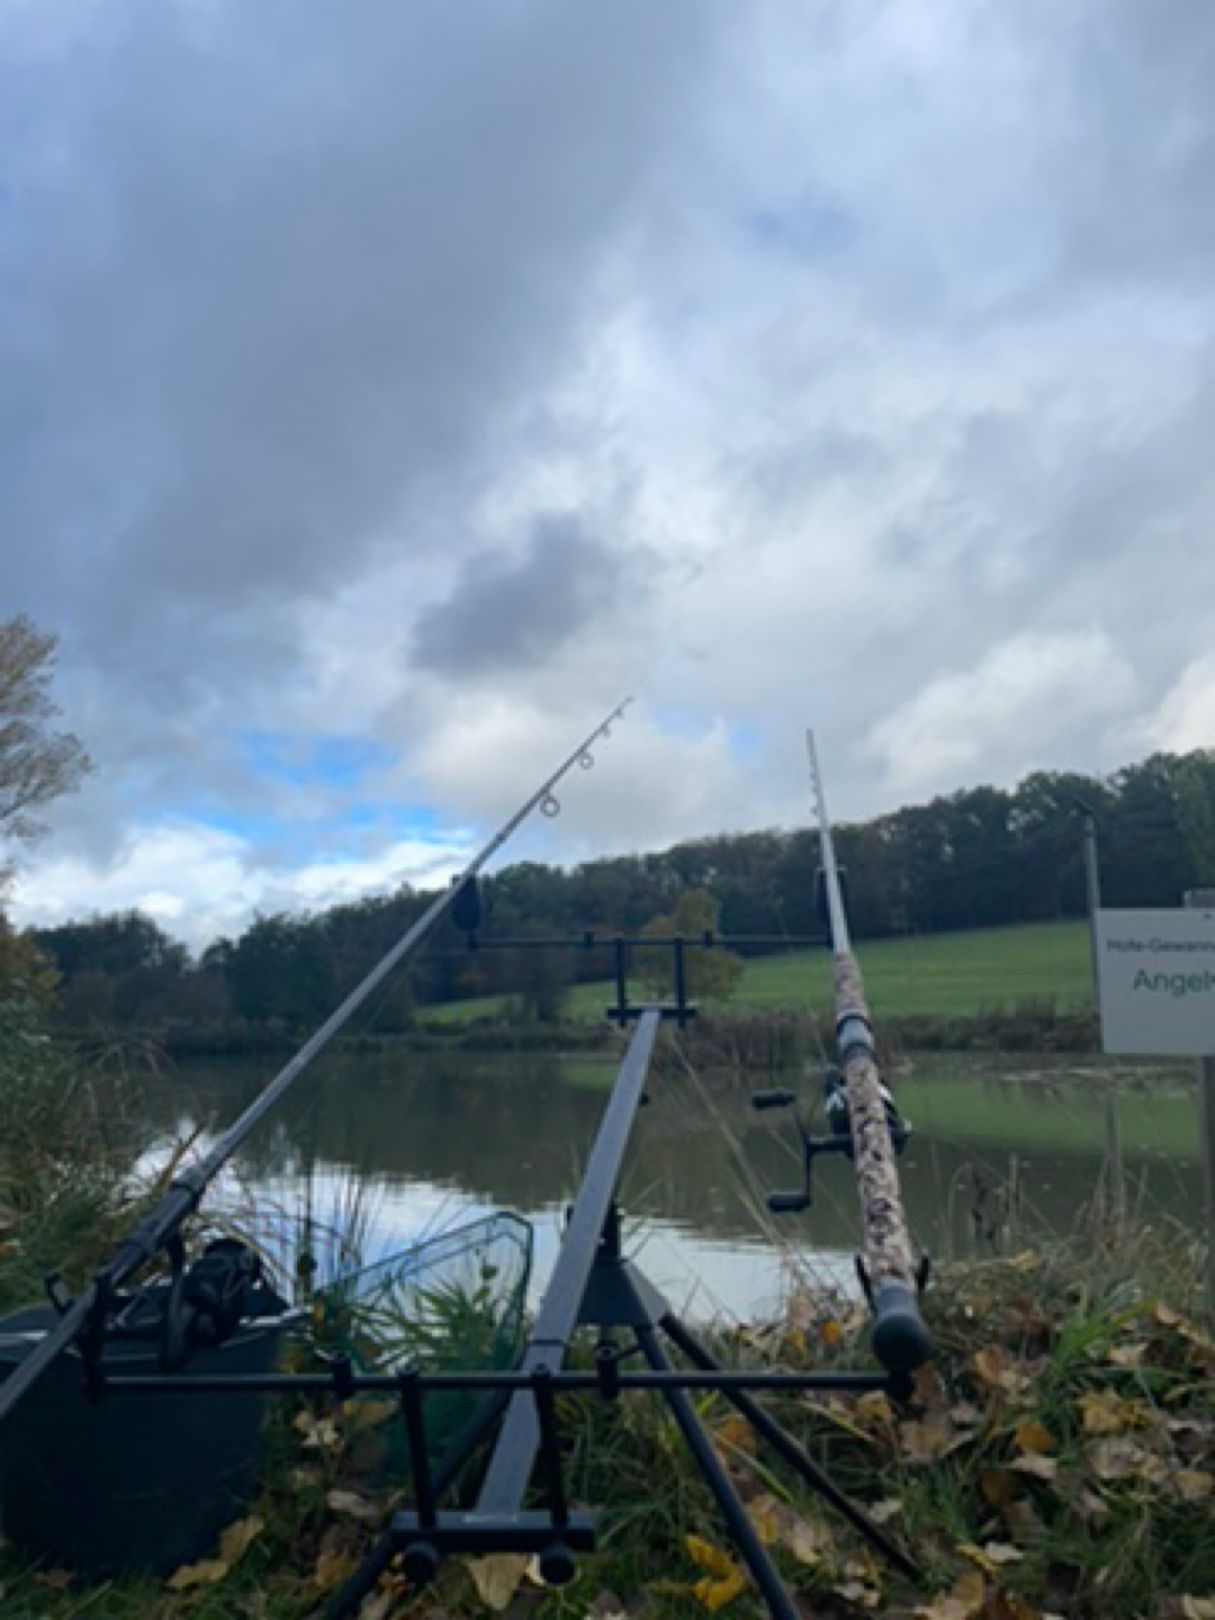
870 1281 933 1381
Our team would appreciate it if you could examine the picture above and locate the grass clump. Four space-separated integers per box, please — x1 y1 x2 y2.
0 937 162 1311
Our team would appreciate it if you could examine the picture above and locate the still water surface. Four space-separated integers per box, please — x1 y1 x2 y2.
138 1048 1201 1322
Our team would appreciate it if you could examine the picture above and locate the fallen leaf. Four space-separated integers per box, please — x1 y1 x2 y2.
584 1594 632 1620
467 1553 530 1612
970 1346 1031 1400
1010 1453 1058 1482
1087 1437 1168 1484
1077 1389 1141 1435
971 1347 1007 1390
782 1512 833 1566
1175 1469 1214 1503
1107 1341 1148 1368
821 1319 843 1350
914 1571 987 1620
956 1542 1023 1577
314 1544 358 1592
356 1582 409 1620
295 1410 344 1452
984 1595 1040 1620
957 1543 1000 1576
326 1489 381 1524
981 1543 1024 1567
584 1593 631 1619
745 1493 782 1546
899 1412 972 1464
856 1390 895 1428
712 1412 757 1457
166 1514 264 1591
166 1557 233 1592
1071 1487 1111 1525
1014 1419 1053 1455
685 1534 747 1612
833 1577 881 1609
868 1497 903 1524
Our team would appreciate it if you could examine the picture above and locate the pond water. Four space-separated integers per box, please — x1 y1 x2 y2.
136 1045 1202 1324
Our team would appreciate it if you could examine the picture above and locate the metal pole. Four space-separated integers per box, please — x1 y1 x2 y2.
1079 806 1124 1230
659 1312 918 1580
0 700 633 1429
474 1009 661 1513
1185 890 1215 1319
633 1323 801 1620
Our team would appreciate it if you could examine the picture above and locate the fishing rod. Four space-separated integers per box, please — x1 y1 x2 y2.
805 730 931 1377
0 698 633 1429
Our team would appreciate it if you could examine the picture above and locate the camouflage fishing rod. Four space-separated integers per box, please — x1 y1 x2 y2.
0 699 632 1429
806 731 932 1380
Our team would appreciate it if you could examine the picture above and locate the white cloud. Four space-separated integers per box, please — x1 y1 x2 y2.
865 629 1139 797
1137 652 1215 754
9 821 477 949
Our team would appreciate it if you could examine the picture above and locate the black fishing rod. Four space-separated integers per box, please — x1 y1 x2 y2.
0 699 632 1429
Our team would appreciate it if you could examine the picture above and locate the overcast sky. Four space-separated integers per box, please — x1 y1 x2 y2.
5 0 1214 947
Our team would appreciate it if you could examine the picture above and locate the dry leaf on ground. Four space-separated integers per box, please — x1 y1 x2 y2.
1077 1389 1145 1435
166 1514 264 1591
1174 1469 1214 1502
684 1533 748 1612
467 1553 530 1612
915 1571 987 1620
326 1489 381 1523
1013 1419 1053 1455
1010 1454 1058 1482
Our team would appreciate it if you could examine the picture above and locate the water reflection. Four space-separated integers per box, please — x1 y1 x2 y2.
135 1047 1202 1322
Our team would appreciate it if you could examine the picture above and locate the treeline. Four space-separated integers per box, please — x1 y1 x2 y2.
23 749 1215 1037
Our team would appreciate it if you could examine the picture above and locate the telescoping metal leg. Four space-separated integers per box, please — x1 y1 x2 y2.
632 1323 802 1620
660 1313 919 1582
321 1386 513 1620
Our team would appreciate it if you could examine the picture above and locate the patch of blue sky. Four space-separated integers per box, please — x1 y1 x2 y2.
650 704 759 754
240 730 397 790
729 722 762 760
191 798 457 858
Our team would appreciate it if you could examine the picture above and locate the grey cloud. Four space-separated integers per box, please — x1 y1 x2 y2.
2 0 722 822
412 516 637 678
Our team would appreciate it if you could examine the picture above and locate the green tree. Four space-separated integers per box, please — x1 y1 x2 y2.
637 889 744 1003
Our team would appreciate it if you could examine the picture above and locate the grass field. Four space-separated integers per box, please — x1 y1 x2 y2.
426 918 1092 1024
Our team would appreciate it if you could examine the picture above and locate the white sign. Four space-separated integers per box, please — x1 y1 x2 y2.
1095 908 1215 1055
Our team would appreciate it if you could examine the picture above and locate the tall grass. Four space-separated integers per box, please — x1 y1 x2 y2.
0 977 170 1310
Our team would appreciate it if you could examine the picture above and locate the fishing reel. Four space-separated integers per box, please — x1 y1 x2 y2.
157 1237 263 1371
751 1068 910 1214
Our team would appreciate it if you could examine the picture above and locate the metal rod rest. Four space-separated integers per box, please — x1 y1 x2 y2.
101 1368 888 1394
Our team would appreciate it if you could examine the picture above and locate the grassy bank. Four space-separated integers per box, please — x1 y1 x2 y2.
1 1233 1209 1620
427 920 1091 1026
